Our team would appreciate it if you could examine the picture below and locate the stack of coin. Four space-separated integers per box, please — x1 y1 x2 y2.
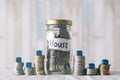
25 62 34 75
87 63 98 75
14 57 24 75
34 50 45 75
99 59 110 75
73 50 85 75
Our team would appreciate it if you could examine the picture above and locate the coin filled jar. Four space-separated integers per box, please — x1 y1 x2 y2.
46 19 72 74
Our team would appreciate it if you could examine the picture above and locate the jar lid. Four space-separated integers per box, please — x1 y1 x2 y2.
46 19 72 25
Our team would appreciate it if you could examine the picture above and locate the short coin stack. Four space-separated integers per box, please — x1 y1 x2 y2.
25 62 34 75
99 59 110 75
14 57 24 75
74 50 85 75
34 50 45 75
87 63 98 75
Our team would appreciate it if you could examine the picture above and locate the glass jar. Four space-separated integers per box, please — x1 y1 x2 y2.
46 19 72 74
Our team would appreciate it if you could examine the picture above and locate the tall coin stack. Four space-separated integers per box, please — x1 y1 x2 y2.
99 59 110 75
73 50 85 75
34 50 45 75
25 62 34 75
14 57 24 75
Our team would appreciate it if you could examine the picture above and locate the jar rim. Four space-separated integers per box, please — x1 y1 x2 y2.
46 19 72 25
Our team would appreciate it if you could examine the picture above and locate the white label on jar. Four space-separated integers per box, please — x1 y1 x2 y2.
48 38 71 51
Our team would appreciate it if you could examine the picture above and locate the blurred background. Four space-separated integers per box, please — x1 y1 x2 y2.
0 0 120 70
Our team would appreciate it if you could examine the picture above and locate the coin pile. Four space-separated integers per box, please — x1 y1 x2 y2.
99 59 110 75
25 62 34 75
87 63 98 75
14 57 24 75
34 50 45 75
74 50 85 75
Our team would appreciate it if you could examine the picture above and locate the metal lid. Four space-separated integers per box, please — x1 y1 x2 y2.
46 19 72 25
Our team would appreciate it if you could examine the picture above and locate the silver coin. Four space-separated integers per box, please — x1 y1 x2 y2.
87 68 98 75
25 68 34 75
14 63 24 67
14 62 24 75
73 55 85 75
